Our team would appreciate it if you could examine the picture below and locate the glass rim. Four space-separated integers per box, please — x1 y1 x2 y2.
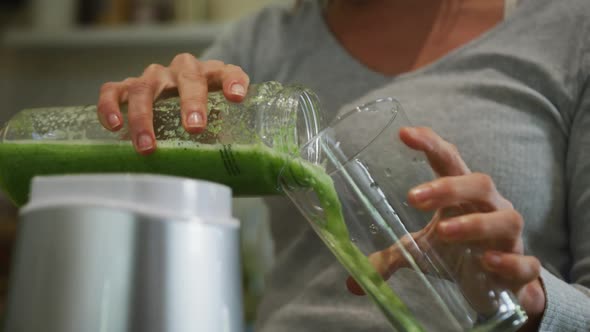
266 85 323 159
300 97 401 169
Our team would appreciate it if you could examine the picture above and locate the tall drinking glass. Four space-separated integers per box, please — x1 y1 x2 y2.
281 98 527 331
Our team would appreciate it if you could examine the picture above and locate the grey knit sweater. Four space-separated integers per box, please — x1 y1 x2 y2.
203 0 590 330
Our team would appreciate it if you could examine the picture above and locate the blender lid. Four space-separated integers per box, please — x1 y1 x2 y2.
21 174 237 227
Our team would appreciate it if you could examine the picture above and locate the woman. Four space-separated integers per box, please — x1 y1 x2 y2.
97 0 590 330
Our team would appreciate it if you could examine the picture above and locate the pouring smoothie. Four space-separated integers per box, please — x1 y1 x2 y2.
0 83 425 332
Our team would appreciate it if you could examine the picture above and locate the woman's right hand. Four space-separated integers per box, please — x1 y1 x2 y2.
97 53 250 154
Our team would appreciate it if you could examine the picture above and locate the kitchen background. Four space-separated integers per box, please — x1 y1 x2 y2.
0 0 279 322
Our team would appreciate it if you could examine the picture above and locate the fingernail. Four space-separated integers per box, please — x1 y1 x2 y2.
404 127 417 135
486 252 502 267
137 133 154 152
230 83 246 96
186 112 204 128
439 220 461 236
107 113 121 129
410 185 433 201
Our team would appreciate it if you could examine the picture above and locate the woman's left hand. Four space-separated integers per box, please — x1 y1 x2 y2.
347 127 546 329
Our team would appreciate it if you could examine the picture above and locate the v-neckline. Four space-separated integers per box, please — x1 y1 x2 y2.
311 0 518 83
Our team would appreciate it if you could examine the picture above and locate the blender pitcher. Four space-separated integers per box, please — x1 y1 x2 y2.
0 81 322 206
3 174 243 332
281 98 528 332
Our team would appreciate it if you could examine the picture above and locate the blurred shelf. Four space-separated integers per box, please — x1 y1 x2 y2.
1 23 228 50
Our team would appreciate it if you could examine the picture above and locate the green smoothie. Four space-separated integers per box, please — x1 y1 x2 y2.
0 139 424 331
0 141 288 206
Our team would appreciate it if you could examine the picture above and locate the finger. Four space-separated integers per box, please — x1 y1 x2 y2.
436 209 524 250
346 276 365 295
97 81 125 131
346 234 419 296
346 246 403 296
198 59 226 90
482 252 541 291
518 279 546 317
346 250 394 296
118 78 133 103
218 64 250 102
408 173 513 211
141 63 176 98
169 53 209 133
399 127 470 177
200 60 250 102
127 78 157 154
124 63 173 153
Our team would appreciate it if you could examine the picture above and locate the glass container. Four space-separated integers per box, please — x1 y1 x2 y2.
0 81 321 206
282 98 528 331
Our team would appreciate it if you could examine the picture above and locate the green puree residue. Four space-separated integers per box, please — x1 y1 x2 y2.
0 140 424 331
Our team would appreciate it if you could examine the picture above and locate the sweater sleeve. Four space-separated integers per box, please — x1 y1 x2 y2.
538 51 590 331
538 268 590 331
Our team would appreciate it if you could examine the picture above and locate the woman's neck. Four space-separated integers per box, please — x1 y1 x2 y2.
325 0 505 75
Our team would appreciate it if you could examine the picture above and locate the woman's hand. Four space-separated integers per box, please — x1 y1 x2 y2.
347 127 546 329
403 127 546 327
97 53 250 154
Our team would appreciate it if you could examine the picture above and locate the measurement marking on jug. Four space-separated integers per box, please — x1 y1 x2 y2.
220 144 240 176
226 144 241 174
